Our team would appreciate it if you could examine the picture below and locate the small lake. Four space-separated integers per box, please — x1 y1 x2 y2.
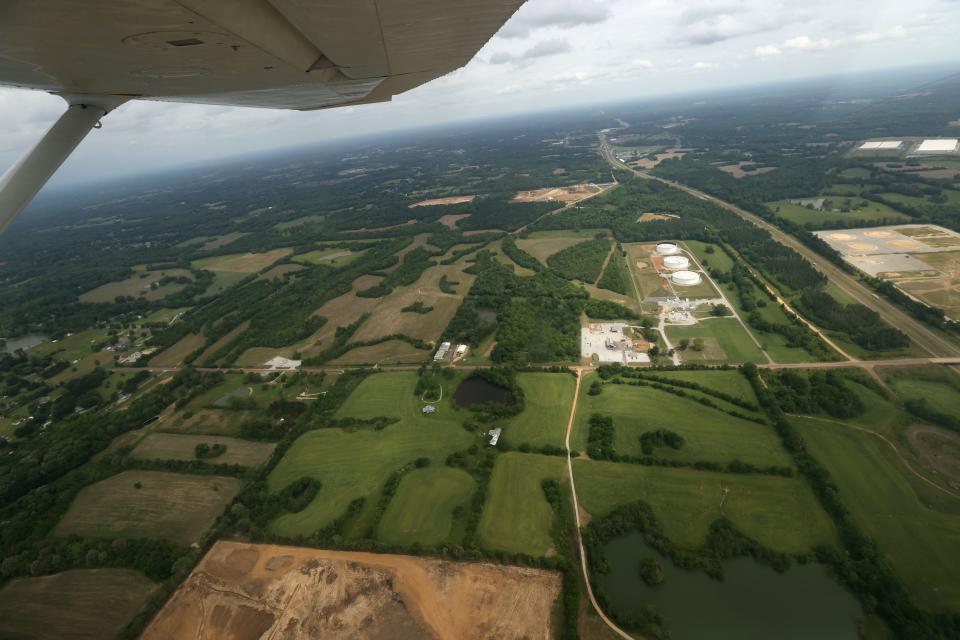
1 335 47 353
454 376 516 408
602 532 863 640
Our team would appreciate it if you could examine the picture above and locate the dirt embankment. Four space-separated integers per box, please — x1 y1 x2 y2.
143 542 562 640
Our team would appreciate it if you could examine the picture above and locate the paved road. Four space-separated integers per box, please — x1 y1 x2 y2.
598 135 960 359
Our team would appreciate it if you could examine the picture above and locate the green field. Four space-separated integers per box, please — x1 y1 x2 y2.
0 569 156 640
667 318 767 365
889 378 960 420
477 452 565 556
500 373 576 448
685 241 821 363
292 247 366 267
795 417 960 612
129 433 276 466
377 467 475 546
768 198 908 226
79 269 194 303
54 471 242 544
639 369 759 403
268 373 473 535
574 459 836 554
571 375 789 468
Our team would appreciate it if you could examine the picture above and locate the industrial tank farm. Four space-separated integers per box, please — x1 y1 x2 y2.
671 270 702 286
663 255 690 270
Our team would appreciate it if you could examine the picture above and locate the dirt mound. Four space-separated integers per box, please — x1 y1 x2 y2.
143 542 562 640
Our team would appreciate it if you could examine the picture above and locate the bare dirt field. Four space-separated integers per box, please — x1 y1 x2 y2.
630 149 686 169
513 183 604 203
143 541 562 640
162 408 256 437
130 433 276 466
637 212 679 223
438 213 472 228
410 195 476 207
0 569 156 640
54 470 242 544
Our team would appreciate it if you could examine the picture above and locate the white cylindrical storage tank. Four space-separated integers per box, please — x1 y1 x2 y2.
656 243 679 255
663 255 690 270
672 270 702 286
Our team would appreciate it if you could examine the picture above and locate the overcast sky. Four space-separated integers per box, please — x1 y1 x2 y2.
1 0 959 187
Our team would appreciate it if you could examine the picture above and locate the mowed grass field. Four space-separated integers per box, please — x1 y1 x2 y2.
500 373 576 449
377 467 475 546
329 339 431 365
54 471 242 544
129 433 275 466
79 268 194 303
150 332 205 367
641 369 759 403
292 247 366 266
668 318 767 365
886 375 960 420
571 374 788 468
192 248 292 273
574 459 836 554
516 232 590 265
268 373 473 535
795 417 960 612
0 569 156 640
768 198 909 226
477 453 566 556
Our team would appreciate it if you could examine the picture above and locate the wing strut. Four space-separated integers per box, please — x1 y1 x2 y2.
0 95 126 232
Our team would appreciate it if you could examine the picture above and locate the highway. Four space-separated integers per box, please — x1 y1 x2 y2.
598 135 960 359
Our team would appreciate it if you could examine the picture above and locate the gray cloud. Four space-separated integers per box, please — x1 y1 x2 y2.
489 38 572 65
497 0 610 39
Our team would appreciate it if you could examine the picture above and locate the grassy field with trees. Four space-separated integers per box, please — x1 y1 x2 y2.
571 374 790 468
477 452 566 556
53 471 243 544
0 569 157 640
573 459 836 554
794 416 960 612
499 373 575 449
376 467 475 546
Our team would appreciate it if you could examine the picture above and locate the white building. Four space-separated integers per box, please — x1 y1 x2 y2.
488 427 502 446
916 139 959 153
422 405 436 414
434 341 451 361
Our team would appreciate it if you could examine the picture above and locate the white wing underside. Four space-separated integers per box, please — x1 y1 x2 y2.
0 0 524 110
0 0 524 229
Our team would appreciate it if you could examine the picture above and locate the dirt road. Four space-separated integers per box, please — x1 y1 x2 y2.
563 368 637 640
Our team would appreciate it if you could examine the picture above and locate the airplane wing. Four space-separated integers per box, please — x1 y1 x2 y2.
0 0 525 227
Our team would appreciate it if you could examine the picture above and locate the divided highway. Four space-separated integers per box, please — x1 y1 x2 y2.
599 135 960 358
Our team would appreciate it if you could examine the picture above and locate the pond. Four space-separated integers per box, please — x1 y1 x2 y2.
1 335 47 353
602 532 863 640
453 376 516 408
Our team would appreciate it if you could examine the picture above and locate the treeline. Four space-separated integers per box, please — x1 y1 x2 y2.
357 247 438 298
443 251 587 364
584 299 639 320
743 363 960 638
546 237 611 283
765 370 866 419
797 289 909 351
501 236 544 272
597 246 630 295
